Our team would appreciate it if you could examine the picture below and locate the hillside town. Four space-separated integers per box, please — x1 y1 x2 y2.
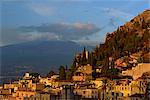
0 59 150 100
0 42 150 100
0 5 150 100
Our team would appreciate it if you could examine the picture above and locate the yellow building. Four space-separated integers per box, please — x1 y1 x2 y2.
73 64 93 81
122 63 150 80
15 90 36 100
131 78 147 95
90 78 104 88
74 88 98 99
24 92 52 100
19 78 45 91
39 77 52 85
0 88 12 95
0 94 16 100
108 78 147 97
19 79 33 88
4 83 21 92
39 75 59 86
31 83 45 91
72 72 85 81
112 79 132 97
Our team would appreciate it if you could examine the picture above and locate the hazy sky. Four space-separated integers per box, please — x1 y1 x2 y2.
1 0 149 46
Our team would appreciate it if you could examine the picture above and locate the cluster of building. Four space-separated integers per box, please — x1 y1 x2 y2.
0 62 150 100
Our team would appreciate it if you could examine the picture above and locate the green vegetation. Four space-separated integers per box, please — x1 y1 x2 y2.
66 70 72 80
55 10 150 80
107 68 120 76
29 73 40 78
59 66 66 80
47 70 56 78
29 73 40 83
70 10 149 76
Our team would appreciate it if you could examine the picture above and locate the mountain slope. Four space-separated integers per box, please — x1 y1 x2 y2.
99 9 150 73
1 40 93 77
73 9 150 75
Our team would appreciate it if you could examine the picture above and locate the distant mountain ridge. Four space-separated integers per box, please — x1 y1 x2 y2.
1 40 93 77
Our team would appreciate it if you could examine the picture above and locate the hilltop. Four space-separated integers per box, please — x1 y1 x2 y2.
73 9 150 75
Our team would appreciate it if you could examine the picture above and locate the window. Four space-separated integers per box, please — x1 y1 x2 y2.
116 93 119 96
17 93 19 96
83 91 86 94
121 93 123 96
112 92 114 96
112 87 114 90
140 81 142 86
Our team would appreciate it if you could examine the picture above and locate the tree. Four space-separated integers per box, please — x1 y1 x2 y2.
29 73 40 83
88 52 96 66
59 66 66 80
107 68 120 76
81 47 87 65
66 69 72 80
47 70 56 78
101 57 109 74
29 73 40 78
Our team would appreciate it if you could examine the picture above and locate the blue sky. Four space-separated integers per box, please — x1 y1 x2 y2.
1 0 149 46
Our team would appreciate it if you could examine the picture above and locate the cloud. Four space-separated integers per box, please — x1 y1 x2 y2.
18 32 60 41
74 40 101 46
28 3 55 16
18 22 100 41
1 28 24 46
1 23 100 46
